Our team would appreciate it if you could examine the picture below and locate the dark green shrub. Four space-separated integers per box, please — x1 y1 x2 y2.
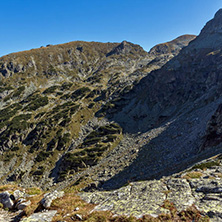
71 87 90 100
43 85 59 94
25 96 49 111
12 86 25 98
35 151 52 162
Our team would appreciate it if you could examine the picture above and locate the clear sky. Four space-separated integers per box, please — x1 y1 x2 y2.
0 0 221 57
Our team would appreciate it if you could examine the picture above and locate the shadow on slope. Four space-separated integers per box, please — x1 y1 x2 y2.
98 97 222 191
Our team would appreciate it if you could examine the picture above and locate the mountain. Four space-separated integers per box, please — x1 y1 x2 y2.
0 34 194 190
2 8 222 221
96 8 222 189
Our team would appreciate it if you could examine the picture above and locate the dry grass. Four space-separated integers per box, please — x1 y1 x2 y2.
51 188 95 222
25 187 42 195
0 184 21 193
0 183 209 222
183 171 203 179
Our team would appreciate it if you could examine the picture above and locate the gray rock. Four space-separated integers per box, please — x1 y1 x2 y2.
80 180 169 217
167 179 195 211
72 214 82 220
40 190 64 208
16 199 31 210
0 191 14 209
21 210 57 222
14 190 25 200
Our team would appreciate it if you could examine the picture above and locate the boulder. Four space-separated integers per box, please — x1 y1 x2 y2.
71 214 82 220
16 199 31 210
0 191 14 209
14 190 26 200
40 190 64 208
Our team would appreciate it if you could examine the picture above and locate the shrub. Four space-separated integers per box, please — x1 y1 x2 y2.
35 151 52 162
25 96 49 111
192 161 220 170
71 87 91 100
12 86 25 98
184 172 203 179
26 187 42 195
43 85 59 94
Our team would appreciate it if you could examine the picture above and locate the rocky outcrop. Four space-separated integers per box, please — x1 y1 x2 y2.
149 34 196 56
81 180 170 216
40 190 64 208
0 191 14 209
81 155 222 221
21 210 57 222
0 189 33 211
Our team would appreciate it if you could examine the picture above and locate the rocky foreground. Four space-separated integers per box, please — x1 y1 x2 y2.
80 155 222 221
0 155 221 221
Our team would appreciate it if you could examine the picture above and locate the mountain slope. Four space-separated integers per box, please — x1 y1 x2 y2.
98 8 222 188
0 35 194 188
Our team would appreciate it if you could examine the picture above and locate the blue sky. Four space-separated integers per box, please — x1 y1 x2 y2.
0 0 221 56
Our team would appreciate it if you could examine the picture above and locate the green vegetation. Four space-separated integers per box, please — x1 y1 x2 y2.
58 123 122 180
9 114 32 131
24 96 48 111
71 87 91 100
0 103 22 122
56 133 71 151
0 86 13 93
184 171 203 179
60 82 73 90
35 151 52 162
25 187 42 195
12 86 25 98
3 86 25 101
43 85 59 94
192 161 220 170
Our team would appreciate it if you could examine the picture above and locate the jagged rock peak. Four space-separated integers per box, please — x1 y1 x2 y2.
201 8 222 34
106 40 147 57
214 8 222 19
181 9 222 50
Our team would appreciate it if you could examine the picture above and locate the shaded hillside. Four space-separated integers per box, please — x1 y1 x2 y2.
110 9 222 134
89 9 222 191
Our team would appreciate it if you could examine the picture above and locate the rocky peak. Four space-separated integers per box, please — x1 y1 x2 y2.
187 9 222 50
148 34 196 56
214 8 222 18
201 8 222 34
106 40 147 57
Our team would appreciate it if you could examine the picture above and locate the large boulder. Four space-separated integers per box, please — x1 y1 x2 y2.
15 198 31 210
0 191 14 209
40 190 64 208
13 190 26 200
